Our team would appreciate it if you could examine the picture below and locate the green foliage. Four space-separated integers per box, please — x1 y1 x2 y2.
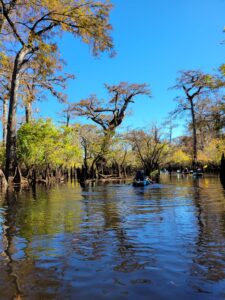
199 138 225 166
127 127 169 173
106 134 136 168
17 119 82 169
150 170 159 177
0 145 6 168
1 0 115 176
167 148 192 166
77 124 103 165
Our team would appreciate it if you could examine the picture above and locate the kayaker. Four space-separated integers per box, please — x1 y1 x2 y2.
135 170 145 181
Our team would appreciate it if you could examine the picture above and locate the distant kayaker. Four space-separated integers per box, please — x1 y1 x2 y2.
135 170 145 181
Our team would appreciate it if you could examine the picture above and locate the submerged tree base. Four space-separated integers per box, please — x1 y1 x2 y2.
0 169 8 188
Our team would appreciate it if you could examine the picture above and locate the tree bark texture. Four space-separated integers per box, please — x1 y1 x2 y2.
190 98 197 167
5 47 30 179
2 98 8 146
25 102 31 123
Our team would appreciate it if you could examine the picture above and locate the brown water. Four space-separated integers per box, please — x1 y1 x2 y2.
0 175 225 300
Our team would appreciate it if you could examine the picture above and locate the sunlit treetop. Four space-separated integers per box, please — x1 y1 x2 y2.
71 82 151 131
0 0 114 55
173 70 214 96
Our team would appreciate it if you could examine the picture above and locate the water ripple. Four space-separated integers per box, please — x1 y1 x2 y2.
0 175 224 299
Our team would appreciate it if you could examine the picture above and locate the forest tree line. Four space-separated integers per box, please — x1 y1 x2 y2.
0 0 224 185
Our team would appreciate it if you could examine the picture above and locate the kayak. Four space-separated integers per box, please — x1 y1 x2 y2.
193 172 203 177
133 179 151 187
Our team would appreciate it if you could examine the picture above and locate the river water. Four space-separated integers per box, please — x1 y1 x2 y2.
0 175 225 300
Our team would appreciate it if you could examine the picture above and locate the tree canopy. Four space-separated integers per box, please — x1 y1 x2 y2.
0 0 114 178
71 82 150 132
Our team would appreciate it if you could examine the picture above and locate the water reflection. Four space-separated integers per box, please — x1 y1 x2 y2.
79 185 156 274
220 177 225 194
0 184 84 299
190 177 225 289
0 176 225 299
0 190 21 299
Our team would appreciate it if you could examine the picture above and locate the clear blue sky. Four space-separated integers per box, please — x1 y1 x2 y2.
36 0 225 136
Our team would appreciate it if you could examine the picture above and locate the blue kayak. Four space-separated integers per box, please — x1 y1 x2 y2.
133 179 151 187
193 172 203 177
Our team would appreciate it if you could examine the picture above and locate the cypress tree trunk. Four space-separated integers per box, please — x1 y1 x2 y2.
5 47 30 180
190 99 197 168
2 98 8 146
220 153 225 180
32 168 36 184
74 166 77 180
66 112 70 127
0 169 8 187
13 166 22 184
123 166 127 178
25 102 31 123
117 163 121 178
